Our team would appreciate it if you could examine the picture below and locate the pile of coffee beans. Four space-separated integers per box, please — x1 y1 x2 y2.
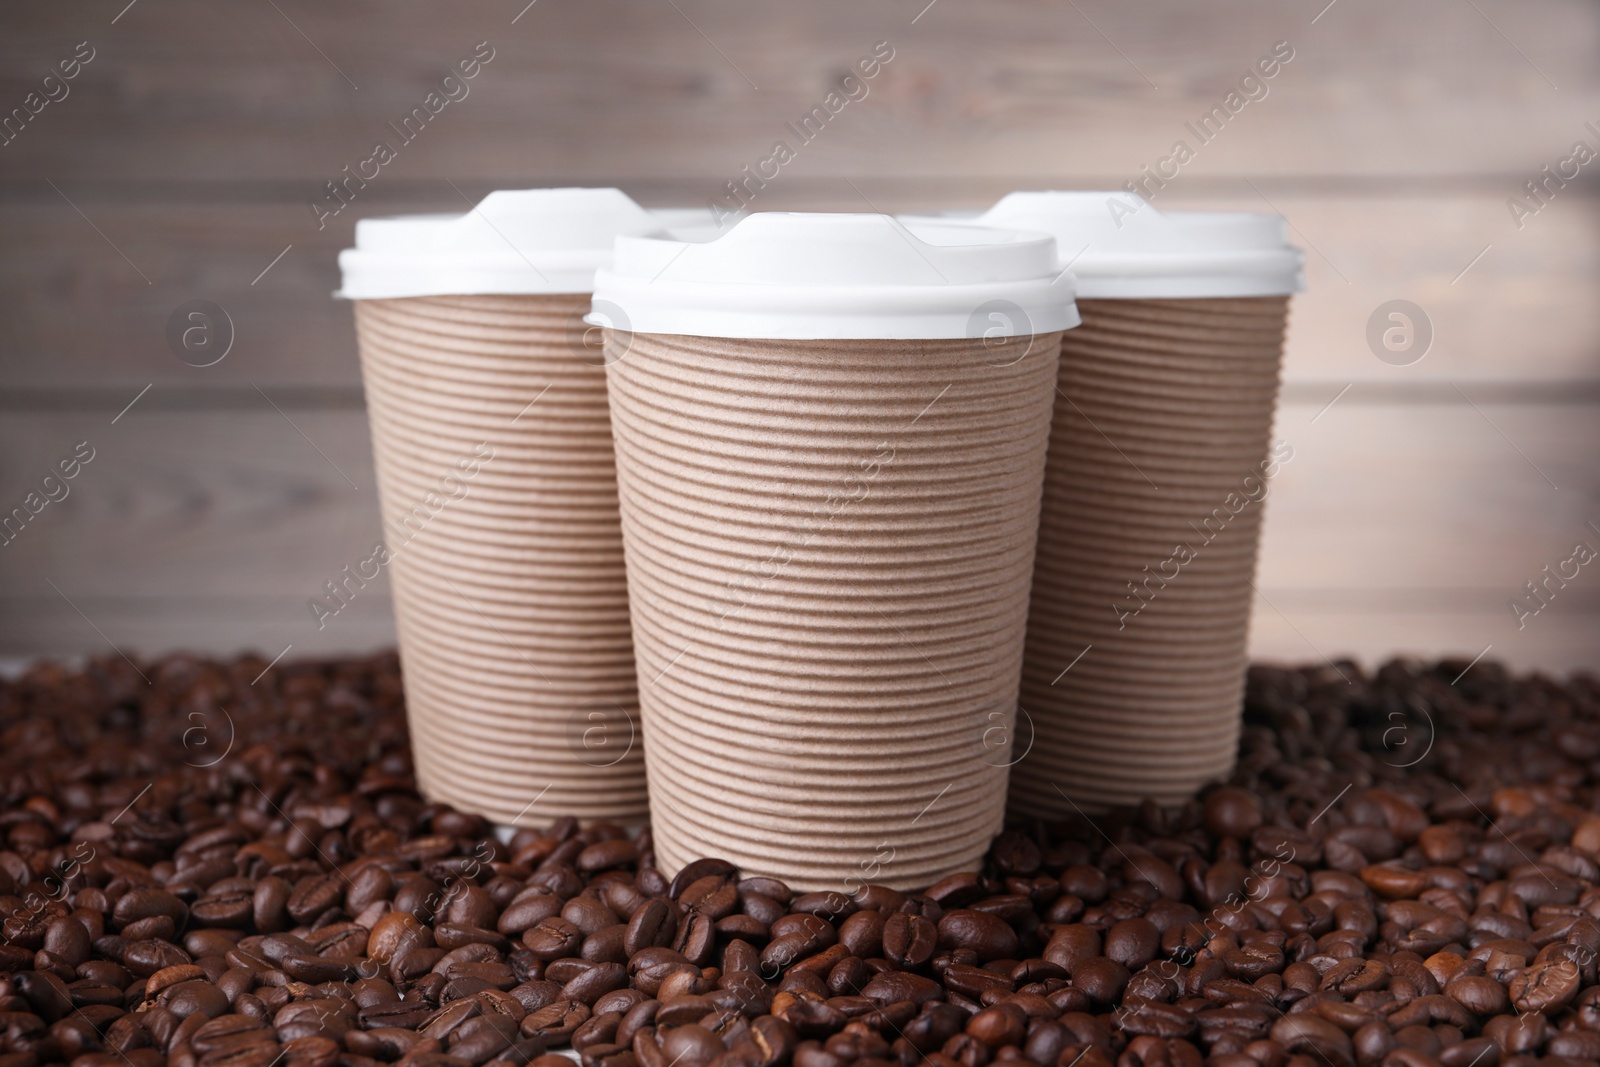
2 652 1599 1067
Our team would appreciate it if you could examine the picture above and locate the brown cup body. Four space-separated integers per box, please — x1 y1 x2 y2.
605 329 1063 890
352 294 646 825
1010 296 1291 814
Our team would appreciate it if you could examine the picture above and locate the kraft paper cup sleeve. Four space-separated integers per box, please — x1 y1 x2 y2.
607 329 1062 891
352 294 646 825
1010 296 1291 815
583 212 1079 885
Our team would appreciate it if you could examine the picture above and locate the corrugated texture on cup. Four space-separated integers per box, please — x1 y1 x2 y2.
1009 297 1291 814
605 328 1062 891
352 294 646 824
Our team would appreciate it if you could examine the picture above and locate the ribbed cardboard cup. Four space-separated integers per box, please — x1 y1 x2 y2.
351 293 646 825
607 329 1061 890
899 191 1305 816
590 211 1077 889
1009 294 1291 813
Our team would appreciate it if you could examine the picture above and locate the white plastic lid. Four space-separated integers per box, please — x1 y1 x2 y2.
647 206 721 231
337 188 663 299
900 191 1304 299
587 212 1079 340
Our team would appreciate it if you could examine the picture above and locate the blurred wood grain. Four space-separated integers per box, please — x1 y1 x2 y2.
2 0 1596 179
3 188 1596 390
1 0 1596 668
2 398 1594 669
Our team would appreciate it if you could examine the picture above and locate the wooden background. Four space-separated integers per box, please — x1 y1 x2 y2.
1 0 1597 673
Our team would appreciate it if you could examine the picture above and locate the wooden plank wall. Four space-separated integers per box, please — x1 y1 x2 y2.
1 0 1597 673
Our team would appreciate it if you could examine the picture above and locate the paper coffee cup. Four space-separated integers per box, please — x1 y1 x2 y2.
905 192 1304 813
591 213 1078 889
338 188 673 826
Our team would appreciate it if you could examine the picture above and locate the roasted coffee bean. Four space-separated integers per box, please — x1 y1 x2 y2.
275 998 355 1041
436 923 510 952
344 864 393 913
739 892 785 930
653 993 714 1028
743 1015 797 1067
578 841 639 874
860 971 942 1007
499 894 564 938
521 999 591 1041
189 1014 271 1052
114 888 188 930
124 938 193 977
656 1022 723 1067
937 910 1018 963
306 920 368 959
767 913 832 945
624 899 676 955
369 911 431 964
582 925 629 965
628 960 691 998
776 997 846 1038
1483 1012 1551 1054
716 940 759 979
1272 1014 1354 1067
830 911 880 961
121 914 177 942
547 957 594 986
965 1002 1028 1047
278 1034 339 1067
365 1029 448 1062
42 917 92 967
1446 974 1509 1015
1508 958 1580 1013
881 914 936 969
1388 994 1472 1031
450 1016 517 1063
360 1000 435 1030
572 1010 622 1054
420 999 477 1043
1115 996 1195 1039
146 963 205 996
12 654 1600 1067
1440 1037 1498 1067
824 956 867 998
1350 1020 1398 1067
192 888 254 928
390 877 440 923
1104 918 1160 970
1547 1030 1600 1059
285 874 343 925
1071 957 1129 1005
280 953 351 983
251 877 291 934
1044 925 1101 972
1203 788 1265 840
13 970 74 1022
941 961 1011 1000
565 962 628 1005
562 897 620 937
441 884 498 931
676 876 734 918
614 1001 659 1052
592 989 647 1019
669 861 739 901
523 917 584 961
508 979 566 1016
